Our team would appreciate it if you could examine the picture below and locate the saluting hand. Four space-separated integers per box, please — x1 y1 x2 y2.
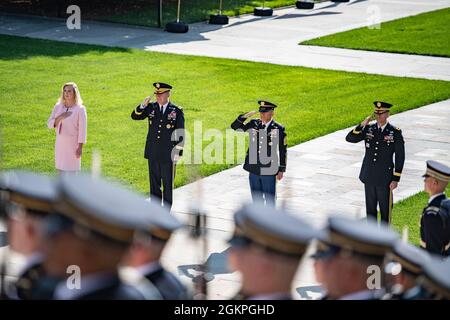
141 95 153 107
243 110 257 118
61 111 72 119
360 115 372 127
54 111 72 127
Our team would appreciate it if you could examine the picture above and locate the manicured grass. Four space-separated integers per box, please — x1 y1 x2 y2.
392 186 450 246
1 34 450 195
104 0 297 25
0 0 296 26
300 8 450 58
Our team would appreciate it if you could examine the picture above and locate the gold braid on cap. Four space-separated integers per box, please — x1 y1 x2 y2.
55 197 135 243
240 217 308 256
9 192 53 213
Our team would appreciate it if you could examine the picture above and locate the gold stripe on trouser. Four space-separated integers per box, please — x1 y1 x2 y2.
388 189 393 224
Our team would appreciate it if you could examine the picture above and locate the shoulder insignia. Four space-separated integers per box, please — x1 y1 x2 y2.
273 121 285 130
170 103 183 111
424 206 440 215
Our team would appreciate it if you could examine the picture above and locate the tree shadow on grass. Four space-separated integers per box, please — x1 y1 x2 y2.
0 12 222 60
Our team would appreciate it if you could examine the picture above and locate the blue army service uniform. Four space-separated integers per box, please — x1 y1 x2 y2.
420 160 450 257
231 101 287 205
346 101 405 223
131 83 185 210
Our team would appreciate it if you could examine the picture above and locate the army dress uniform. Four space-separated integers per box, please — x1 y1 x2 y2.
346 101 405 223
230 101 287 205
420 160 450 256
131 82 185 210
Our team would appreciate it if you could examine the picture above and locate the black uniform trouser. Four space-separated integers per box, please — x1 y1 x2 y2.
364 183 392 224
148 159 175 210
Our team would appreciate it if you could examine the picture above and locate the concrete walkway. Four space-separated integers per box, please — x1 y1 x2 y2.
162 99 450 299
1 0 450 80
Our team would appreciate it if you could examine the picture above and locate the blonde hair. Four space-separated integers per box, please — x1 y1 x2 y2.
57 82 83 106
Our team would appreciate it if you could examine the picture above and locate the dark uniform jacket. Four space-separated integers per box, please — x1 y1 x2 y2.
420 194 449 256
346 122 405 186
144 265 189 300
231 115 287 176
77 279 145 300
131 102 185 163
232 291 292 300
32 274 144 300
15 261 46 300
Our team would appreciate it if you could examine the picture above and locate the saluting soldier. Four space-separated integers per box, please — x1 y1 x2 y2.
420 160 450 256
131 82 185 210
231 101 287 205
121 202 190 300
0 171 56 300
346 101 405 224
227 203 316 300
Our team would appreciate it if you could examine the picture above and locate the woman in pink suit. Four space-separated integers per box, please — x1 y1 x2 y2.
47 82 87 173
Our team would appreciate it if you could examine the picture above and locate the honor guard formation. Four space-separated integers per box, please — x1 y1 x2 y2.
0 85 449 300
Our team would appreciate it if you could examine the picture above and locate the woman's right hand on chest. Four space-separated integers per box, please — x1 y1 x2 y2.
58 111 72 120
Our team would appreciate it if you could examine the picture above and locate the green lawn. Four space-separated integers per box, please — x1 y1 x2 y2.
1 34 450 196
392 186 450 246
0 0 296 27
104 0 297 26
301 8 450 58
